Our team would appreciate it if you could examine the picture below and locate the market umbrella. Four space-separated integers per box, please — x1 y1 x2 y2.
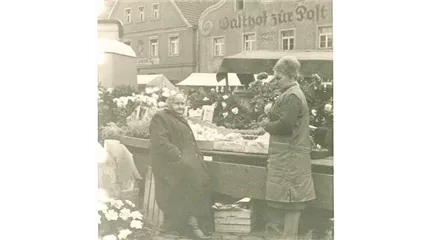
137 74 177 90
177 73 243 87
217 50 333 87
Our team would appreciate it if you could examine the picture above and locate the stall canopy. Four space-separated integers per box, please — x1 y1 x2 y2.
137 74 177 90
177 73 243 87
217 50 333 86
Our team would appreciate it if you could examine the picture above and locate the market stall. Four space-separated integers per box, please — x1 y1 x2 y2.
119 116 333 212
137 74 177 91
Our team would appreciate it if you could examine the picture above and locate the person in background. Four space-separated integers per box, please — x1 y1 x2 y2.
263 56 316 240
149 92 212 239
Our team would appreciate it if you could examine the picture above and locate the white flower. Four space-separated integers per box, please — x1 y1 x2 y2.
231 107 239 115
116 101 124 108
203 97 209 101
145 87 154 94
316 144 322 149
148 98 157 107
119 208 132 220
130 220 143 229
131 210 143 220
222 112 228 118
151 93 159 100
98 203 108 213
162 87 169 92
113 200 124 209
311 109 317 116
125 200 135 208
105 210 119 221
118 229 132 240
161 91 170 98
222 95 229 100
102 234 117 240
170 90 177 96
157 101 166 108
211 102 218 108
113 98 118 103
221 102 227 109
324 104 333 112
153 87 160 92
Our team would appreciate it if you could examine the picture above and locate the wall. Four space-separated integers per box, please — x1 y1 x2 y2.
109 0 196 83
111 1 188 34
198 0 333 73
124 27 196 69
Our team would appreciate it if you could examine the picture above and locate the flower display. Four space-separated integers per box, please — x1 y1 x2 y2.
99 85 180 142
98 191 148 240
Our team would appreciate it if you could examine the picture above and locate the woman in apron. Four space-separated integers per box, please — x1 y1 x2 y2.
263 56 316 240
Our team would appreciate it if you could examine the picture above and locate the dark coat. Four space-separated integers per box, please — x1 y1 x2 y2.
149 109 212 225
264 83 316 203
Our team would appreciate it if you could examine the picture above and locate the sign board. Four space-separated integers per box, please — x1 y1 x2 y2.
202 105 215 123
137 58 160 66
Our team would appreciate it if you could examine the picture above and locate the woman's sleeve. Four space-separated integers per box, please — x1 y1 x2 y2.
149 114 182 162
264 94 301 134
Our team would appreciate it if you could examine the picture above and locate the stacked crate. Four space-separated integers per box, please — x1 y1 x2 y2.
213 198 255 234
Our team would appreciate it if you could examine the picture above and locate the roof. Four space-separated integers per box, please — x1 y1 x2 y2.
177 73 243 87
218 50 333 77
98 39 136 57
173 0 218 26
98 0 117 20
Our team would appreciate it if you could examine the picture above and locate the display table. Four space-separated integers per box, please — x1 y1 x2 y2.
120 136 334 211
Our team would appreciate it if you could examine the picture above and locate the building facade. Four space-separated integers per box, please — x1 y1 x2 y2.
197 0 333 74
108 0 217 83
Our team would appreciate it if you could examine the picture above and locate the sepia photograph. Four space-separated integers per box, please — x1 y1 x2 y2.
97 0 333 239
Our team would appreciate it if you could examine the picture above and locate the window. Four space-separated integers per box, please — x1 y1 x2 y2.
124 8 131 24
213 37 225 56
235 0 244 11
149 39 159 57
318 26 333 49
169 36 179 56
137 6 145 21
243 33 256 51
280 29 295 50
152 3 160 19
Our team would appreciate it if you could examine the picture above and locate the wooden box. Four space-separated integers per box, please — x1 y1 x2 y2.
213 140 246 153
196 140 214 151
214 207 255 234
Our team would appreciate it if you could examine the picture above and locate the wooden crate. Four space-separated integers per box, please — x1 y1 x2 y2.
214 206 255 234
196 140 214 151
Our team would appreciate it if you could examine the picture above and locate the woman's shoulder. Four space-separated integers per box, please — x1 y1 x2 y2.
151 110 169 122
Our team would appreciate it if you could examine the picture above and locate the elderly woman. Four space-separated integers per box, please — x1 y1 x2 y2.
149 92 212 239
264 56 316 240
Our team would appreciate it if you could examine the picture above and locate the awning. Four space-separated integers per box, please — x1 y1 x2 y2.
137 74 177 90
177 73 243 87
217 50 333 78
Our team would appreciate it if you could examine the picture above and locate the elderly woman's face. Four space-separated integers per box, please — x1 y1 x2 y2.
273 70 291 90
168 94 186 115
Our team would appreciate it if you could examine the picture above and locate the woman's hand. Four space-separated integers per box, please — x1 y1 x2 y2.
259 117 270 128
264 102 273 115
